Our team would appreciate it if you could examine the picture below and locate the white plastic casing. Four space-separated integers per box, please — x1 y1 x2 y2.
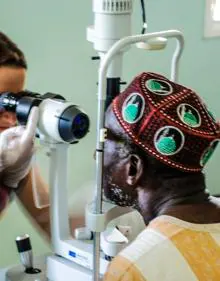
38 99 73 143
87 0 133 77
91 0 132 52
101 227 129 257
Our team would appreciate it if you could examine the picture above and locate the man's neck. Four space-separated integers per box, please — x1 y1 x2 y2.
136 187 220 225
164 200 220 224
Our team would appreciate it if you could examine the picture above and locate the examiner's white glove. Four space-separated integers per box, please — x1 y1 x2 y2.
0 107 39 188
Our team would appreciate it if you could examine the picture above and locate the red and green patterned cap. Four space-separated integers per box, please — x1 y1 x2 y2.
112 72 220 172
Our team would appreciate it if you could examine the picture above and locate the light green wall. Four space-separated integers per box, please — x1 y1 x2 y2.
0 0 219 268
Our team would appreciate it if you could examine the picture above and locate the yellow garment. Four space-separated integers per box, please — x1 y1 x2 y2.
104 215 220 281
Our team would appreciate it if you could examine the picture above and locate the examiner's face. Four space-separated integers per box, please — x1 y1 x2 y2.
0 66 26 132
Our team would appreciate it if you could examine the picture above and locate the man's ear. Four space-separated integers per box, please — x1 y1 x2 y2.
126 154 143 186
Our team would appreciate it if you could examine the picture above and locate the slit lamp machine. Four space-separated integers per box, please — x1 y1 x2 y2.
1 1 184 281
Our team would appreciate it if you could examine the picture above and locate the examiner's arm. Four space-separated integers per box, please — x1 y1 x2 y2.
16 166 85 241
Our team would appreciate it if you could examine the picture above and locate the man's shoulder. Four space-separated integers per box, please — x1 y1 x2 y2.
104 225 177 281
104 254 146 281
104 215 220 281
119 224 168 263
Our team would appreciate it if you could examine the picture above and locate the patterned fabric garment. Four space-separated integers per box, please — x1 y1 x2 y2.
104 215 220 281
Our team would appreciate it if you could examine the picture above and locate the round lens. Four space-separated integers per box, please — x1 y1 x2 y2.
72 113 90 139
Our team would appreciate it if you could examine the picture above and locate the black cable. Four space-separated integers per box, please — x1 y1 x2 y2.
140 0 147 34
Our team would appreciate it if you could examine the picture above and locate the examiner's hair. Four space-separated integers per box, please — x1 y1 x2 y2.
0 31 27 69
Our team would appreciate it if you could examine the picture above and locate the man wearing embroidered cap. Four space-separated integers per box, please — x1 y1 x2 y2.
103 72 220 281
